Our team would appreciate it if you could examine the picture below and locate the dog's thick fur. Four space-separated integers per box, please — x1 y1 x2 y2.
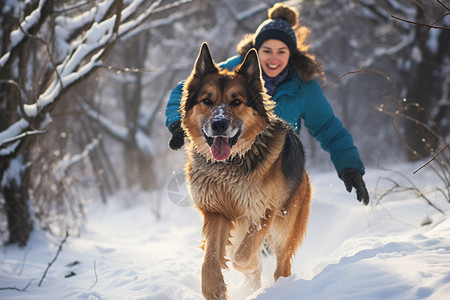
180 43 311 300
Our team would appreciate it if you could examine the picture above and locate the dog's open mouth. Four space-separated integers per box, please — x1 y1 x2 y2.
204 130 240 161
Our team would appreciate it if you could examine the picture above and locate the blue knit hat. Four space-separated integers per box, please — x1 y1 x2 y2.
253 18 297 54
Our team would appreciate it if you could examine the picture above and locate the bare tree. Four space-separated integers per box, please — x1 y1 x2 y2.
0 0 171 246
395 1 449 160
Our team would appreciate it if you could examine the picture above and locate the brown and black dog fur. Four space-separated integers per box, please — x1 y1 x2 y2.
180 43 311 300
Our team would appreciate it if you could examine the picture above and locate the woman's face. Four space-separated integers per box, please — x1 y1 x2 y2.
257 39 290 78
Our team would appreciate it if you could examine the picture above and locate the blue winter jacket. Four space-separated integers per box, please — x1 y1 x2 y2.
165 55 365 175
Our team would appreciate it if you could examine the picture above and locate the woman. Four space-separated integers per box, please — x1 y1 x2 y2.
165 3 369 205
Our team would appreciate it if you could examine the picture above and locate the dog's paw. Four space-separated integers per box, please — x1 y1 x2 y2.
202 282 228 300
202 261 228 300
233 244 254 270
244 268 262 291
203 290 228 300
233 248 262 290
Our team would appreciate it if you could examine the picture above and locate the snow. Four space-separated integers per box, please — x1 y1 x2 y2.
411 46 423 63
426 30 440 55
85 105 130 142
85 18 116 45
236 3 268 21
0 155 25 189
360 31 416 68
53 139 100 183
118 0 163 36
1 164 449 299
136 130 156 156
0 119 30 156
9 0 46 47
0 52 11 69
22 47 103 119
95 0 117 23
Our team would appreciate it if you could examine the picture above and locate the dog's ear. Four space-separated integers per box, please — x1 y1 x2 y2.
182 43 219 114
235 49 264 91
193 43 219 77
235 49 273 122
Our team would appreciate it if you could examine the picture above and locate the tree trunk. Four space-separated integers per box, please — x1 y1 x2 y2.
403 57 438 160
1 156 33 247
138 152 157 191
403 7 447 161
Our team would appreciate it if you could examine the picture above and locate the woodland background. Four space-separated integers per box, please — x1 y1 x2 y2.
0 0 449 246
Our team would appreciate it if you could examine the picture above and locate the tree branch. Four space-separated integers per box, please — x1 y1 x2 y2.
0 281 32 292
88 260 98 290
0 80 31 122
0 130 46 149
328 69 400 100
0 0 51 70
437 0 450 12
38 231 69 287
16 15 64 89
99 65 158 73
391 13 450 30
414 143 450 174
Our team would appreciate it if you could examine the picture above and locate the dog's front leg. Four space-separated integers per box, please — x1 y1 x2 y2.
234 209 274 268
201 211 231 300
233 209 274 288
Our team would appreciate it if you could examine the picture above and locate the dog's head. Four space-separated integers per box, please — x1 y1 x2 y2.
181 43 274 162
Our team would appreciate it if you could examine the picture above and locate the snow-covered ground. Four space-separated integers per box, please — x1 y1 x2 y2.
1 164 449 299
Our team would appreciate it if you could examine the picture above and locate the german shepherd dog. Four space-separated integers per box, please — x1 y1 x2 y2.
180 43 311 300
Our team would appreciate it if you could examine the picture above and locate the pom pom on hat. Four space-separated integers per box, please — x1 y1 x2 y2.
268 3 298 27
253 3 299 54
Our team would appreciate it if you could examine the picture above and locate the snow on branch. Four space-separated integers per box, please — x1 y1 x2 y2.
53 138 100 183
236 3 268 21
0 0 48 69
0 0 165 159
0 130 46 149
359 31 416 68
10 0 47 46
26 0 165 116
82 102 155 156
118 0 163 38
83 104 129 144
153 0 194 13
0 119 31 157
132 3 198 35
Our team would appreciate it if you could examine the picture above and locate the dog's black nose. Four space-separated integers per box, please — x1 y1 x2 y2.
211 119 228 136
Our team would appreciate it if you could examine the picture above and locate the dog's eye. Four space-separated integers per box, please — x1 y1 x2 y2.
230 99 242 106
202 98 213 106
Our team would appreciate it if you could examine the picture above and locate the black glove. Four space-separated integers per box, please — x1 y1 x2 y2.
339 168 369 205
168 120 185 150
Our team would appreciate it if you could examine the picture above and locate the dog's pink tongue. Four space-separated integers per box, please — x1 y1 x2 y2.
211 137 231 161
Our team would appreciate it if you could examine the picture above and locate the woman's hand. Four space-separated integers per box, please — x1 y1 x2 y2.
169 120 185 150
339 168 369 205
